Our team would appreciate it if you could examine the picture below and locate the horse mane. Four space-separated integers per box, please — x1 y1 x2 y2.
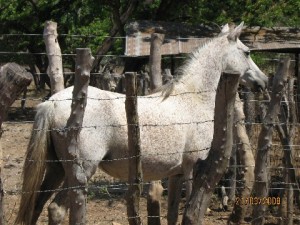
154 37 218 100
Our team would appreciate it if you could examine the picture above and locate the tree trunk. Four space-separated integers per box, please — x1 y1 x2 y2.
43 21 64 95
287 184 294 225
252 58 289 225
182 71 240 225
0 63 32 225
92 0 139 71
0 63 32 125
149 33 165 90
125 72 143 225
65 48 94 225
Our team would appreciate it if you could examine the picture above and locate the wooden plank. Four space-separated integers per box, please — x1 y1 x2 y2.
125 21 300 56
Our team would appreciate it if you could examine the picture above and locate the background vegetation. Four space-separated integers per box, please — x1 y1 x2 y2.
0 0 299 75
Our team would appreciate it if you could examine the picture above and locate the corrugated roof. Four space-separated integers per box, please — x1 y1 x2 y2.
125 21 300 56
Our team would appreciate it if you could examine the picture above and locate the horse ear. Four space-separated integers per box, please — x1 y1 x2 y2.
221 24 230 34
227 21 244 41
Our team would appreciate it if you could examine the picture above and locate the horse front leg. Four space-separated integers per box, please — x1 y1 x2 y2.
167 174 184 225
147 180 164 225
184 168 193 202
48 182 69 225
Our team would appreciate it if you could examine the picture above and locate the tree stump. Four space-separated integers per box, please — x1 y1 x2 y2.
0 62 32 225
0 63 32 125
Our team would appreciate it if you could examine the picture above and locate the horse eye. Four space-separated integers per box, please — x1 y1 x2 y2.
245 50 250 57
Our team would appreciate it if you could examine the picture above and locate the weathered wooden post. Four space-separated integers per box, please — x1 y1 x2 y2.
0 63 32 225
65 48 94 225
149 33 165 90
295 53 300 122
252 58 289 225
43 20 64 94
125 72 143 225
182 71 240 225
141 71 150 96
275 59 299 225
147 32 165 225
228 94 255 224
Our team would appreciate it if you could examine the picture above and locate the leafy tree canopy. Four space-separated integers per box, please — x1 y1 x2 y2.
0 0 299 68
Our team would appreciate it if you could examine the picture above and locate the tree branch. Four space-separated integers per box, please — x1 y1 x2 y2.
92 0 138 71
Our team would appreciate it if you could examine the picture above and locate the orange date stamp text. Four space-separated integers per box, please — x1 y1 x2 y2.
235 197 281 206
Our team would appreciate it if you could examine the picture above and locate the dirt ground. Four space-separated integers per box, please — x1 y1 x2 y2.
1 88 299 225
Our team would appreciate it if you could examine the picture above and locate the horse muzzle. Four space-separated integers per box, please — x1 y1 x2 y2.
243 70 268 91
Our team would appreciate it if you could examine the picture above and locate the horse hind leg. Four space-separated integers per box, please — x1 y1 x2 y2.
167 174 184 225
31 162 64 224
48 163 98 225
48 181 69 225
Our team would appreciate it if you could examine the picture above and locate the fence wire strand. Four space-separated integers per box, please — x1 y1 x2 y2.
1 35 300 224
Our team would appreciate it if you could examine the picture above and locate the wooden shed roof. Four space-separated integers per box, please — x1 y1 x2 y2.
125 21 300 56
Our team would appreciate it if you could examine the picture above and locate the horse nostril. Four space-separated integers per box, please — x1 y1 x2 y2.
256 80 267 91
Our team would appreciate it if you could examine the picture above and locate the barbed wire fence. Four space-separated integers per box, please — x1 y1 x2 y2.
1 30 300 225
2 97 300 224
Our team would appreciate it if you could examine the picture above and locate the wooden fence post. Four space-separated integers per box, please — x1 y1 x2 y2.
295 53 300 122
275 60 299 225
65 48 94 225
149 33 165 90
148 33 165 225
125 72 143 225
251 58 289 225
182 71 240 225
0 63 32 225
43 20 64 94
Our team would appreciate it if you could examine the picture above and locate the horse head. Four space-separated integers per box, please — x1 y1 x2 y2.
221 22 268 91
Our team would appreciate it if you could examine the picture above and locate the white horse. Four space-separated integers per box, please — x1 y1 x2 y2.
16 22 267 225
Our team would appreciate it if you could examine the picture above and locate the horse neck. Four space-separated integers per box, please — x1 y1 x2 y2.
176 38 226 101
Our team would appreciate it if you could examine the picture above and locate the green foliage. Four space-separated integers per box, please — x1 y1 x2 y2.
244 0 300 27
0 0 299 68
0 0 112 66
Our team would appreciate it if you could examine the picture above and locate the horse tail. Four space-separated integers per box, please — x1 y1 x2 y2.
15 102 54 225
